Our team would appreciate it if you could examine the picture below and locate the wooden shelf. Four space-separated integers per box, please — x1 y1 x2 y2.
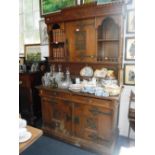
97 39 119 42
48 60 119 65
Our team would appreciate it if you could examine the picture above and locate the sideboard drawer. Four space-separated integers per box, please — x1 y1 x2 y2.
41 89 71 99
70 94 113 108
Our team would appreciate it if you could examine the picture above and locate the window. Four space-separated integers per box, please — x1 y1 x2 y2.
19 0 41 54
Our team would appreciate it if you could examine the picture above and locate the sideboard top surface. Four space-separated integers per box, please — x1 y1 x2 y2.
37 85 122 101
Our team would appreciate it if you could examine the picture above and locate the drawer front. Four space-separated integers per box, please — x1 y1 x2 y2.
40 89 114 109
41 89 71 99
70 94 113 109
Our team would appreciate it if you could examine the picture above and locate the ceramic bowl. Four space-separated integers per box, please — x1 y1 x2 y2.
19 128 27 139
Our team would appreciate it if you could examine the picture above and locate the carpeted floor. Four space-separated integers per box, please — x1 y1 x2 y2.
20 135 133 155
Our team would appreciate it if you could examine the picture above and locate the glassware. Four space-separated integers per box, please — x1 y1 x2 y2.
50 78 58 88
66 67 72 85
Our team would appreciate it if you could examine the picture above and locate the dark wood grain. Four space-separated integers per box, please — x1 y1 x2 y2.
44 2 124 82
38 86 121 155
19 72 42 125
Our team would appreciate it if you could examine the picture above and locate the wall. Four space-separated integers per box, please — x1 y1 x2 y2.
119 86 135 138
118 0 135 138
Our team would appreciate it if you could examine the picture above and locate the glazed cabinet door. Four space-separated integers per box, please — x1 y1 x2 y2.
73 102 113 144
65 19 96 62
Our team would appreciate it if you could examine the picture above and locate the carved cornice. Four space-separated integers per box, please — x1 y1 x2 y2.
45 2 124 24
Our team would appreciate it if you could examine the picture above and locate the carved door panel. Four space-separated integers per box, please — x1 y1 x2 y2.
65 19 96 62
84 105 113 143
73 102 113 144
41 98 52 128
50 98 72 136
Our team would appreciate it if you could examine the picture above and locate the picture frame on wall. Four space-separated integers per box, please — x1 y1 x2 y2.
126 9 135 33
124 64 135 85
40 0 76 16
24 44 41 62
125 37 135 61
39 19 49 45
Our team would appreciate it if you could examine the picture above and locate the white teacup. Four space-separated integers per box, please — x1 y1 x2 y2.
19 118 27 128
75 78 80 84
19 128 27 139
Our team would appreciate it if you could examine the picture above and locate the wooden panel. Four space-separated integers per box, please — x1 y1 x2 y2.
50 98 72 136
42 97 72 136
65 19 96 62
19 74 33 88
38 86 120 155
45 2 123 23
19 73 42 125
71 94 113 109
41 98 52 127
73 103 113 142
41 88 71 99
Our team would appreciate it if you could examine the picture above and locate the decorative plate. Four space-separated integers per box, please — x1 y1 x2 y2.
94 68 108 78
80 66 93 77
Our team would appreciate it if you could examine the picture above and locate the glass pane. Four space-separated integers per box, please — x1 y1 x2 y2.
19 33 24 53
24 31 34 44
40 45 49 58
33 11 40 30
19 0 23 14
23 0 33 13
33 30 40 43
23 13 33 31
33 0 40 11
19 14 24 33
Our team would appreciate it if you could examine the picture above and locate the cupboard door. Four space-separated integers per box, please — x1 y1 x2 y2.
65 19 96 62
50 98 72 136
41 98 52 128
73 102 113 144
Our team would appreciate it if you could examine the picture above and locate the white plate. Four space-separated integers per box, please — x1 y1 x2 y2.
80 66 93 77
69 84 82 92
69 84 81 88
69 88 81 93
19 131 32 143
